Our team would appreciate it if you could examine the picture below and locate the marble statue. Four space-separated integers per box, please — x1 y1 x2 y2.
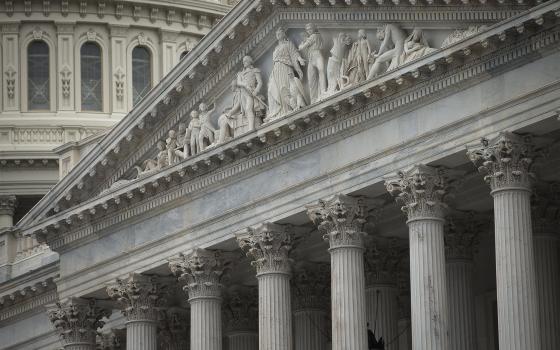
176 123 187 148
367 24 407 79
166 130 179 165
198 102 217 151
399 28 437 65
231 56 265 132
134 141 168 177
287 71 307 111
185 110 201 156
326 32 352 95
345 30 372 87
266 27 306 122
299 23 326 104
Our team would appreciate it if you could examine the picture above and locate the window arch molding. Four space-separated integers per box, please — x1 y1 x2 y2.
74 32 109 113
20 32 56 112
126 37 158 110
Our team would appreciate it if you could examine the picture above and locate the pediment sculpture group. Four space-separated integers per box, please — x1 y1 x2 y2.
134 23 451 178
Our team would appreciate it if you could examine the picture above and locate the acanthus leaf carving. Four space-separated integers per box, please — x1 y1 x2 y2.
114 68 125 100
5 66 16 100
60 66 72 99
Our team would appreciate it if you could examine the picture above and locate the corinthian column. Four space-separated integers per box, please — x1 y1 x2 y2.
467 132 541 350
47 298 111 350
531 184 560 350
385 165 454 350
444 213 481 350
169 248 225 350
292 261 330 350
107 274 167 350
307 194 378 350
223 285 258 350
364 239 405 350
236 222 294 350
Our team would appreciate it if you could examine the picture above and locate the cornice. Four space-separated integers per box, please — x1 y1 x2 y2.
27 15 560 251
17 1 560 235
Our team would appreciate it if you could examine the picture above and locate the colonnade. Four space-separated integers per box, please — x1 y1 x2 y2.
48 132 560 350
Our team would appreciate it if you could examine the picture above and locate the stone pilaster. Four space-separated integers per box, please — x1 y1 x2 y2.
158 307 189 350
531 184 560 350
444 212 481 350
169 248 225 350
307 194 373 350
223 286 258 350
292 261 330 350
0 195 17 228
106 274 167 350
467 132 541 350
385 165 452 350
48 298 111 350
364 239 404 350
236 222 294 350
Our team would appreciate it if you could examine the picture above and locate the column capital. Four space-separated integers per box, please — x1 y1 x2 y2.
106 274 167 322
307 194 380 249
364 238 406 286
467 132 539 192
223 285 258 332
0 195 17 216
158 307 189 350
47 298 111 347
97 328 126 350
385 164 459 221
169 248 226 300
444 212 485 260
292 261 329 311
236 222 294 275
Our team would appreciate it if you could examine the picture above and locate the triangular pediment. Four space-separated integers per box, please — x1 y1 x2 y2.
18 0 559 247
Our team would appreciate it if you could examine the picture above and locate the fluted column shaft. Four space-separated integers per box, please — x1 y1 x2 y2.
330 245 367 350
190 297 222 350
397 318 412 350
446 259 476 350
258 272 292 350
408 218 449 350
534 233 560 350
366 284 399 350
294 309 328 350
126 321 157 350
493 189 540 350
226 331 258 350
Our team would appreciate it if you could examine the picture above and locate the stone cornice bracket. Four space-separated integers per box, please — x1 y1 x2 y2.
291 261 329 311
307 194 382 250
0 195 17 216
385 164 462 221
158 307 189 350
106 274 167 322
444 211 485 260
47 298 111 347
364 237 407 286
223 285 258 332
466 132 540 193
236 222 294 276
168 248 226 301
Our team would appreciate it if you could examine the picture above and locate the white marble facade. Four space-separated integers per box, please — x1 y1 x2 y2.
2 0 560 350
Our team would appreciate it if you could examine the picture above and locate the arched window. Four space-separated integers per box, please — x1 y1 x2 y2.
132 46 151 106
80 42 102 111
28 41 50 110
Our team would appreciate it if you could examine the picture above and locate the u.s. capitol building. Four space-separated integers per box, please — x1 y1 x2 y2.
1 0 560 350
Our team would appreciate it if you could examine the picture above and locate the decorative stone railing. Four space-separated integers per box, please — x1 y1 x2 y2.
14 233 48 262
20 0 560 248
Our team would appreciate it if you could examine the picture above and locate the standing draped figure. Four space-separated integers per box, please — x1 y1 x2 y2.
299 23 326 103
266 27 305 122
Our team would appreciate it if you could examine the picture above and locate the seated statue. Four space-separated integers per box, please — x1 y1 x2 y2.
134 141 168 178
399 28 437 65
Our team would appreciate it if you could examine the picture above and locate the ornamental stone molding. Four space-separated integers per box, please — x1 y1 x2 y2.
106 274 167 322
223 285 258 332
291 261 329 311
236 222 294 275
306 194 380 249
169 248 226 300
0 195 17 217
158 307 189 350
385 165 462 221
444 212 486 261
47 298 111 347
466 132 539 192
364 238 406 286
